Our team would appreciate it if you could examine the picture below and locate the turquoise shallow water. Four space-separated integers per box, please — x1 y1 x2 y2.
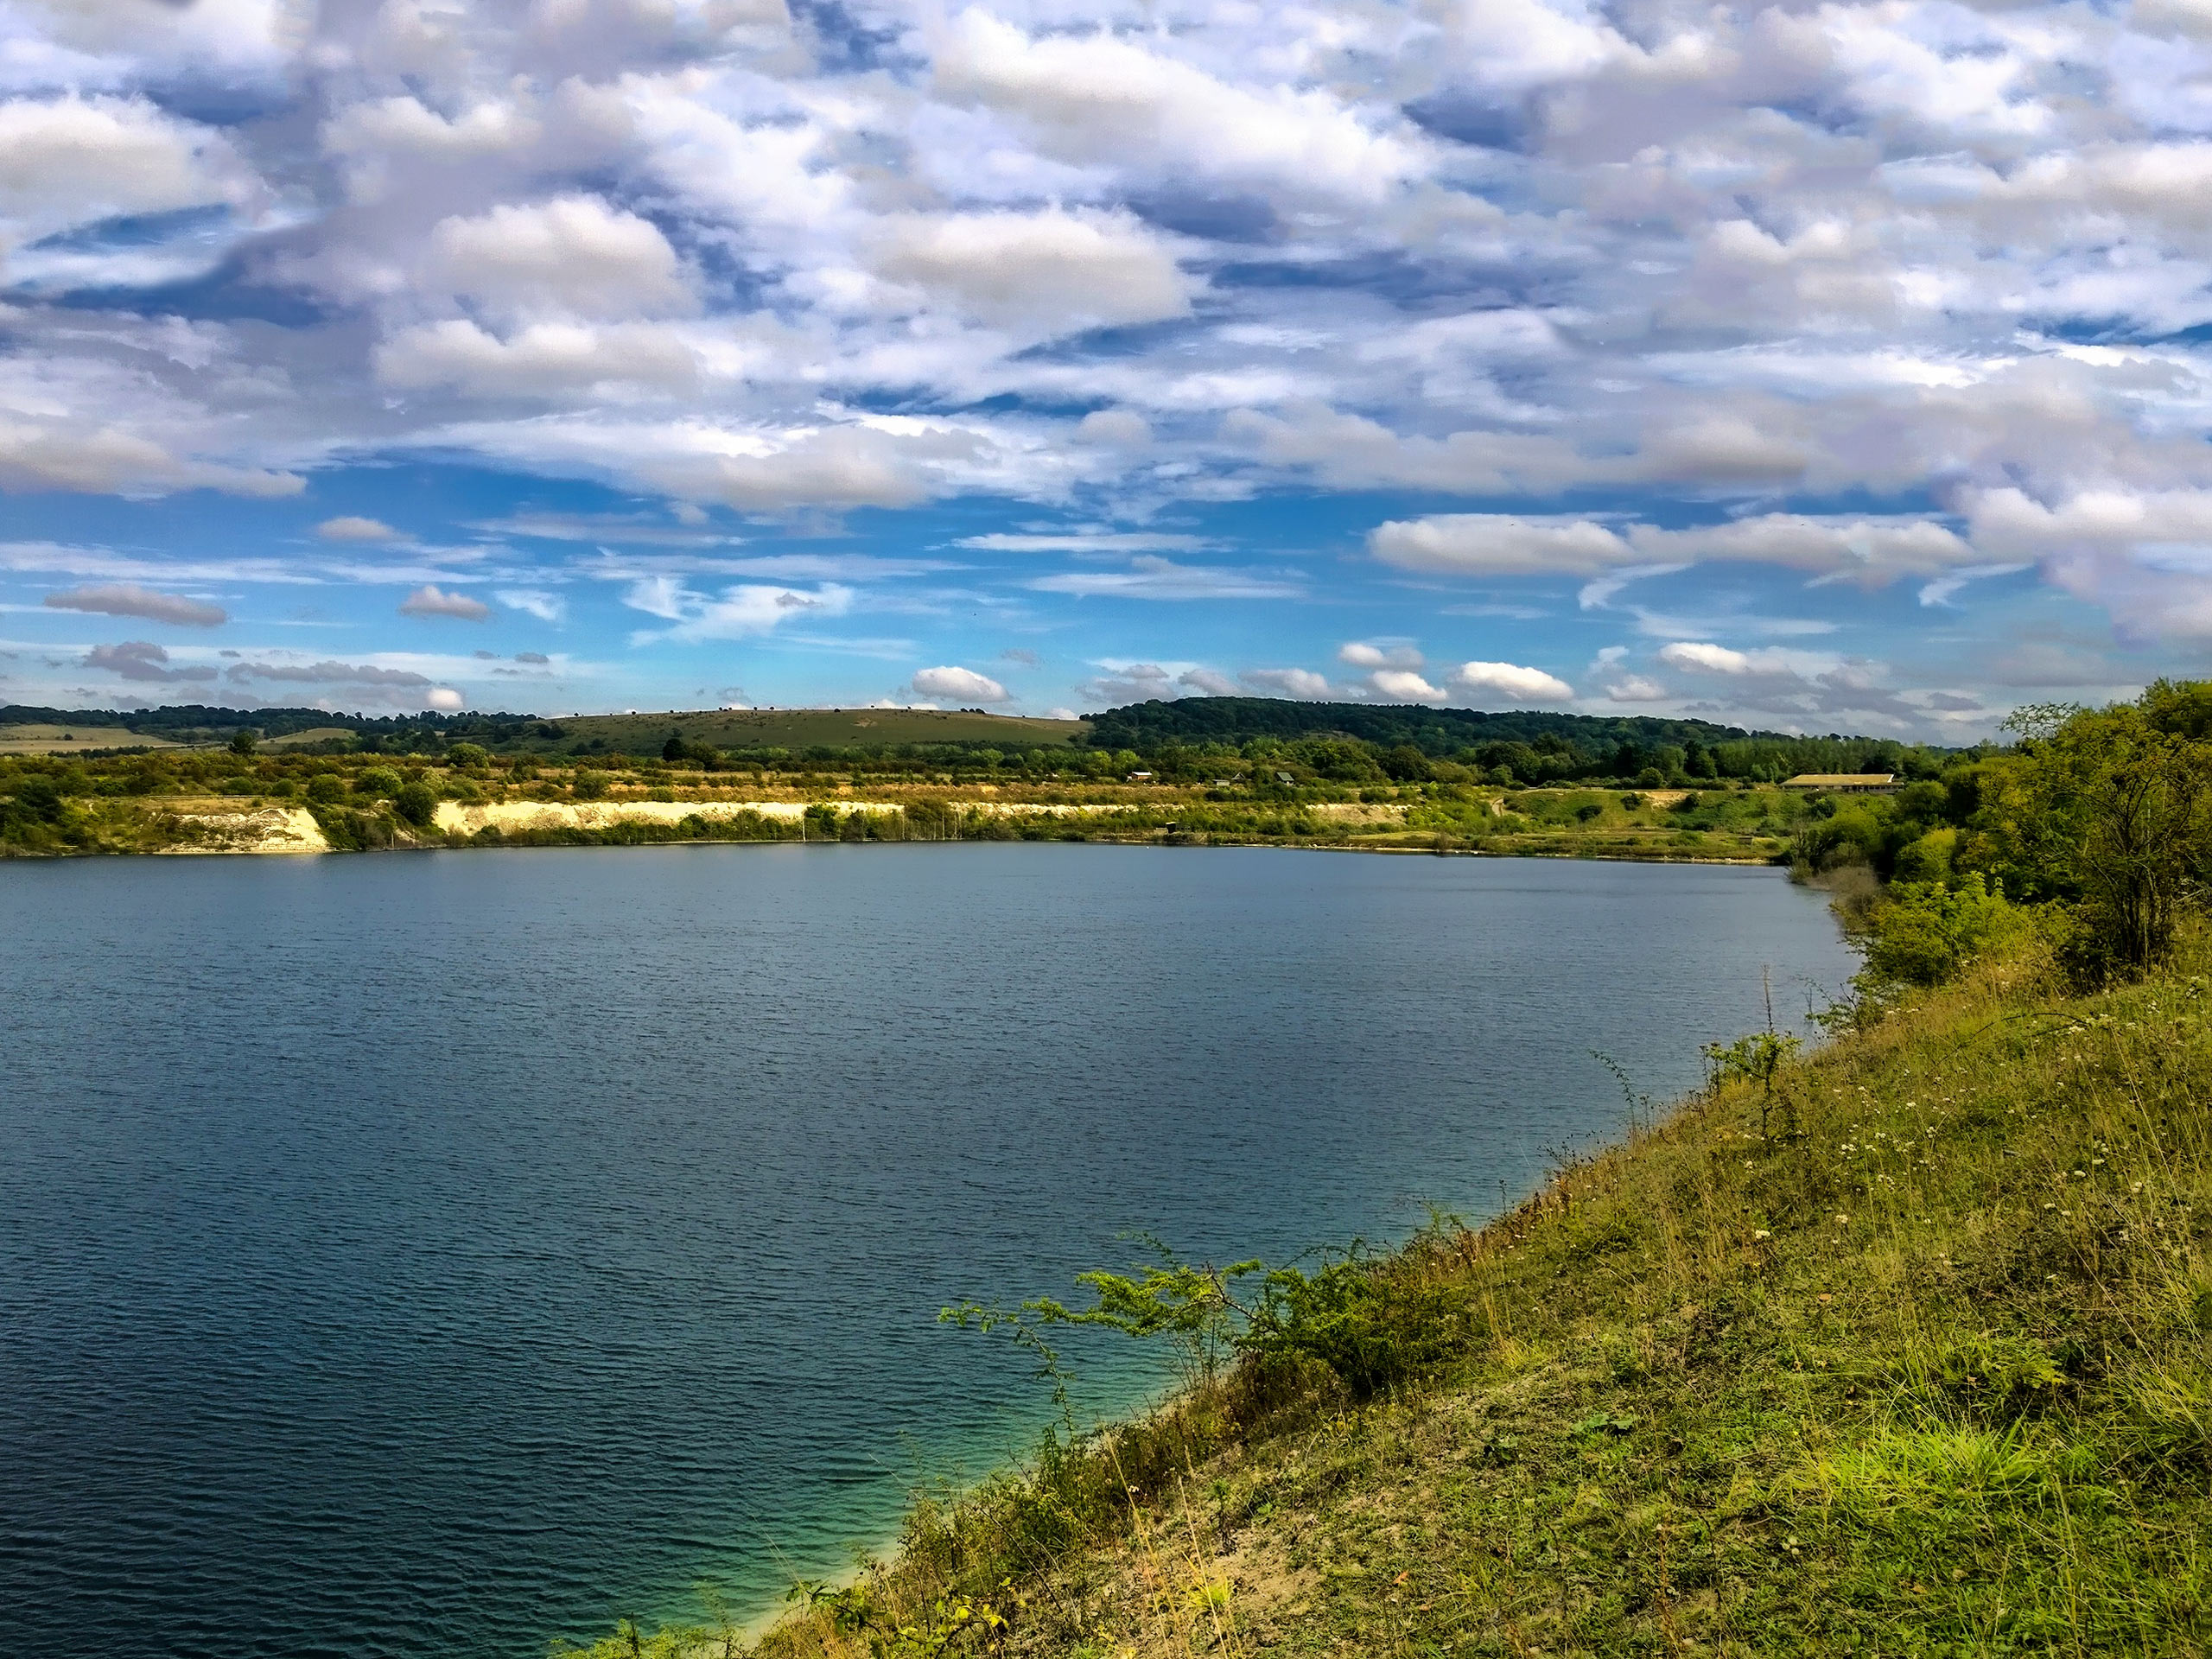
0 844 1853 1657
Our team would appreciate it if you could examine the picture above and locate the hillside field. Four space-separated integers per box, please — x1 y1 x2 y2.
517 707 1090 753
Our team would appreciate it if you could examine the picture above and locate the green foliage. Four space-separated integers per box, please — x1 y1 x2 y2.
391 782 438 828
229 728 257 755
1243 1250 1472 1399
1857 874 2033 990
789 1580 1007 1659
354 766 402 799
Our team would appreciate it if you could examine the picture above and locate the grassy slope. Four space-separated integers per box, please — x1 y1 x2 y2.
606 935 2212 1659
0 723 185 753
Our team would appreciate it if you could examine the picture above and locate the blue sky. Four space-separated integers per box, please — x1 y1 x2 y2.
2 0 2208 734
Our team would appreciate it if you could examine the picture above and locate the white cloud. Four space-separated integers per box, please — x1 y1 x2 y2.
1074 410 1152 448
421 195 692 323
1657 641 1847 678
1241 667 1332 698
375 320 698 396
621 580 855 643
497 588 567 621
911 664 1009 702
1370 512 1989 588
872 208 1193 334
316 517 404 543
1449 661 1574 701
1369 669 1447 701
1368 516 1633 577
931 10 1425 204
398 583 491 620
0 93 256 249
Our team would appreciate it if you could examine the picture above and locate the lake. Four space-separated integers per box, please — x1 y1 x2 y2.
0 845 1854 1657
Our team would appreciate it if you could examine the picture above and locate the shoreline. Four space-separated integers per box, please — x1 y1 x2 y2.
620 934 2212 1659
2 795 1788 868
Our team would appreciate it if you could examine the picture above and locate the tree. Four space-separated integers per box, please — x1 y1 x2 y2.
2012 702 2212 976
393 782 438 828
230 729 257 756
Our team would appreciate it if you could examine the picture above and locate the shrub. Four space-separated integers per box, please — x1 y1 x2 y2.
304 773 346 804
1858 874 2032 989
354 766 403 799
392 783 438 828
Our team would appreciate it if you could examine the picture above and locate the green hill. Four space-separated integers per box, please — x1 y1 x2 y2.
505 707 1087 755
1088 696 1834 754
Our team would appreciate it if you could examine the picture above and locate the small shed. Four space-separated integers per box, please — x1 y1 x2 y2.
1784 772 1900 794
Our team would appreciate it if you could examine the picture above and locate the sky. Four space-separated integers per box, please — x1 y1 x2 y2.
1 0 2209 734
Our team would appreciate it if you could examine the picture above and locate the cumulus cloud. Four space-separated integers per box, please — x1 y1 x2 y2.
931 10 1424 204
1449 662 1575 701
45 583 225 626
421 195 693 323
1241 667 1332 698
911 664 1010 702
397 584 491 620
0 93 257 251
872 208 1193 334
1368 669 1447 702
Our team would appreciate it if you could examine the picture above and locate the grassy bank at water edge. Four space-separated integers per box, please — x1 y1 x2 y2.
567 923 2212 1659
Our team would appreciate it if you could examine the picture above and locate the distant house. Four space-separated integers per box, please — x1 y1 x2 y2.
1128 770 1154 781
1785 772 1900 794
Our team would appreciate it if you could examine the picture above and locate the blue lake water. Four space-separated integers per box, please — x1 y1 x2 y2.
0 845 1853 1657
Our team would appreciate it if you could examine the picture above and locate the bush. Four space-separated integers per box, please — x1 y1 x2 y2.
1244 1255 1471 1400
304 773 346 804
392 783 438 828
1859 874 2031 989
354 766 402 799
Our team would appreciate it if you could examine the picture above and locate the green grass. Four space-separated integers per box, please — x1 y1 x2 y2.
570 928 2212 1658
